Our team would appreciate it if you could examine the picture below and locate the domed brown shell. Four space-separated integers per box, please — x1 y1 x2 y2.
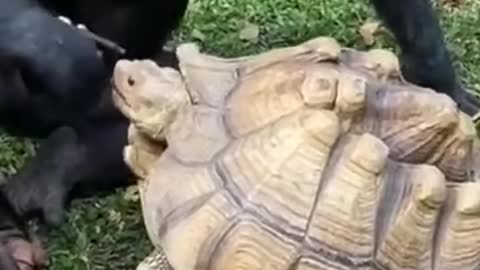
112 36 480 270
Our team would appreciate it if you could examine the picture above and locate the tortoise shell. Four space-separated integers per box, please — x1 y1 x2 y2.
112 37 480 270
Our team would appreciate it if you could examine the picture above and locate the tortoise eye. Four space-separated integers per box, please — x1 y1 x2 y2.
127 76 135 86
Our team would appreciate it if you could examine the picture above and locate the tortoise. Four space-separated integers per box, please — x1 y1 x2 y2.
111 36 480 270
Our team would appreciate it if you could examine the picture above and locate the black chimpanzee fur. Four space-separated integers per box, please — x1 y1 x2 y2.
0 0 477 233
37 0 189 70
0 0 107 138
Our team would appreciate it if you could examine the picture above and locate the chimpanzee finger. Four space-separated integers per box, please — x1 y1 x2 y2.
4 236 46 270
0 245 20 270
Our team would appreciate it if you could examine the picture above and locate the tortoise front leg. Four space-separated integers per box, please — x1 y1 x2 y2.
137 248 174 270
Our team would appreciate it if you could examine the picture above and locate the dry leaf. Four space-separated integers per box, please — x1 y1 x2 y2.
359 20 380 46
439 0 464 9
239 22 260 42
123 185 140 202
191 28 206 41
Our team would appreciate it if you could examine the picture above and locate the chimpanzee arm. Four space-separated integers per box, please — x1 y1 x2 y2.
370 0 480 115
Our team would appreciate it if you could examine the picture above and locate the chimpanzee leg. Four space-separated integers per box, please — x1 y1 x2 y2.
1 126 84 227
1 118 132 227
370 0 480 115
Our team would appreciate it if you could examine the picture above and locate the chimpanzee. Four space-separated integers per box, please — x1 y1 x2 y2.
0 0 478 231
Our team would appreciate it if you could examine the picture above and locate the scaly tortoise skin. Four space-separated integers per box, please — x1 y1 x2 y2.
112 36 480 270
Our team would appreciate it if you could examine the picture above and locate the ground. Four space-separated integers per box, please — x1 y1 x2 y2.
0 0 479 269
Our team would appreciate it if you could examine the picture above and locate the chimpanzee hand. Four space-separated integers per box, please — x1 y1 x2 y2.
0 184 46 270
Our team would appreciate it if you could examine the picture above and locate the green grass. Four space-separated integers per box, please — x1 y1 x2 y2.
1 0 479 269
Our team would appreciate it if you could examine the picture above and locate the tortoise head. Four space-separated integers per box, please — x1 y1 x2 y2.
112 59 190 141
